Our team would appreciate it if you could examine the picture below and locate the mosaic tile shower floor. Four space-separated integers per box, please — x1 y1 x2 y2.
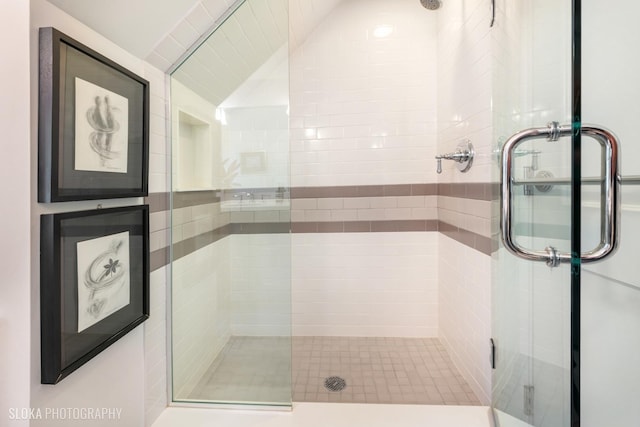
190 336 480 406
293 336 480 405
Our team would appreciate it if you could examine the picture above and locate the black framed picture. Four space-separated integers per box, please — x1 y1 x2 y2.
38 27 149 202
40 205 149 384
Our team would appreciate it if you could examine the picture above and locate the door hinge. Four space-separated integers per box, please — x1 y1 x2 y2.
489 338 496 369
524 385 535 417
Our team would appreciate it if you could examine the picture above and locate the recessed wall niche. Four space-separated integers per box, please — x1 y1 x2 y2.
175 109 214 191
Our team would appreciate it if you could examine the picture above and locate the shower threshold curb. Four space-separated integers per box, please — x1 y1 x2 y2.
152 403 492 427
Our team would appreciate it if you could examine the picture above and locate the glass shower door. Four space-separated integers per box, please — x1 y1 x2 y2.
170 0 292 407
493 0 640 426
580 0 640 425
492 1 574 425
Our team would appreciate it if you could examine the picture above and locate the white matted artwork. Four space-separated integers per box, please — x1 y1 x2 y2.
74 77 129 173
76 231 131 332
240 151 266 174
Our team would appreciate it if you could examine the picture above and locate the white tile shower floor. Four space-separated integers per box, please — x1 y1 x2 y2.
187 336 480 406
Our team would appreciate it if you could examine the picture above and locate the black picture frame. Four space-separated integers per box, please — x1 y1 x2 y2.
38 27 149 202
40 205 150 384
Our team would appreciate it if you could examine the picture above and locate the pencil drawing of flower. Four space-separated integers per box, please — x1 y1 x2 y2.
103 258 120 276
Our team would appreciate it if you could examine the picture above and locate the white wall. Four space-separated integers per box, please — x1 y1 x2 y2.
171 79 219 191
292 233 439 337
439 235 492 404
436 0 493 405
144 62 171 426
0 1 32 425
436 0 493 183
230 234 291 336
29 1 170 426
287 0 440 339
172 239 231 399
221 106 290 190
289 0 438 187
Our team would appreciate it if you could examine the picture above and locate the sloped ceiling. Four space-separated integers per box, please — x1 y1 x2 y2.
169 0 345 107
172 0 289 107
47 0 344 71
46 0 237 70
46 0 203 58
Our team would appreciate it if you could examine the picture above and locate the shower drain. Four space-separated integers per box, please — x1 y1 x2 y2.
324 376 347 392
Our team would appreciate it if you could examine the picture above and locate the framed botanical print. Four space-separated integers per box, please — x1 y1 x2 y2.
40 205 149 384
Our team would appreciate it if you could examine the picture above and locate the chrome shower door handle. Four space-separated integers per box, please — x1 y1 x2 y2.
578 125 620 263
500 122 620 267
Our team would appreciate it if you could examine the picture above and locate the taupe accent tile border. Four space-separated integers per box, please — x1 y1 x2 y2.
172 223 290 262
150 247 169 272
437 183 498 201
173 190 220 209
152 182 499 268
292 220 438 233
439 221 497 256
291 184 438 199
145 192 169 213
172 224 233 262
169 219 495 261
230 223 291 234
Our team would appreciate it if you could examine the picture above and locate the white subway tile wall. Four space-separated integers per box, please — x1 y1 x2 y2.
436 0 493 405
289 0 438 187
292 195 439 223
439 234 492 405
436 0 493 184
230 234 292 336
221 106 290 189
292 233 439 337
438 196 492 237
172 238 232 399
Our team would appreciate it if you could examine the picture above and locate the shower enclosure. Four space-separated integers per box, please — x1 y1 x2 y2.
492 1 640 426
168 0 640 424
169 0 480 408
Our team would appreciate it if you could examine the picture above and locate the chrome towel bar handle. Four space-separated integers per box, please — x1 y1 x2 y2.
500 122 620 267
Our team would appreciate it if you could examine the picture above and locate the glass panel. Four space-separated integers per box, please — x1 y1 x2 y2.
581 1 640 425
170 0 292 406
492 0 573 425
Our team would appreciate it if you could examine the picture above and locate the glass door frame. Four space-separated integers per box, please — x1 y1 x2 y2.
570 0 580 424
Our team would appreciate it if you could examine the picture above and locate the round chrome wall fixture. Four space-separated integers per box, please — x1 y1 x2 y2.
435 140 474 174
534 170 554 193
455 140 474 173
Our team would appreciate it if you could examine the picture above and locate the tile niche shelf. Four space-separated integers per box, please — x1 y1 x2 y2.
175 109 215 191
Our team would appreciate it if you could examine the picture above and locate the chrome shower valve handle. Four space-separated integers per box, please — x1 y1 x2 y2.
435 140 475 174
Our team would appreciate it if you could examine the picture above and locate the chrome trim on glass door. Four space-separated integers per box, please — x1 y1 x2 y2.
500 122 620 267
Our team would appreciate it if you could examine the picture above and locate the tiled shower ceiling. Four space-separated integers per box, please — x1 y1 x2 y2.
171 0 345 107
46 0 346 72
46 0 348 108
46 0 204 58
172 0 289 107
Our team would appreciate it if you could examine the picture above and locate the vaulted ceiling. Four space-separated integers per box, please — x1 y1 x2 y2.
46 0 344 73
47 0 238 70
